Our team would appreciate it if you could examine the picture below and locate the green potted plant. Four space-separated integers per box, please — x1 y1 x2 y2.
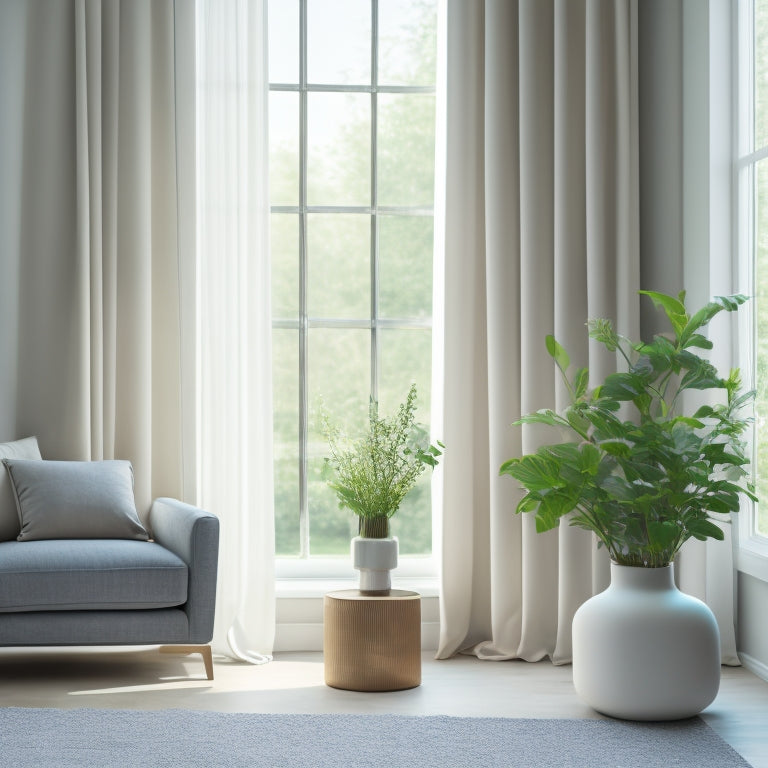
324 383 442 594
500 290 755 720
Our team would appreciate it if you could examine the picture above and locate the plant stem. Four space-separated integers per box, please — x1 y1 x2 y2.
359 516 390 538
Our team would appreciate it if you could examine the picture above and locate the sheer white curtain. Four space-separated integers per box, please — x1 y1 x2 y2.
0 0 194 516
196 0 276 662
435 0 738 664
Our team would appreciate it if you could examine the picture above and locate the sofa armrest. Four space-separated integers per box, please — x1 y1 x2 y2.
149 498 219 644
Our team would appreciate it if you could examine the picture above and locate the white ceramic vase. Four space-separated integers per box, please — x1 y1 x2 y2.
351 536 398 595
572 562 720 721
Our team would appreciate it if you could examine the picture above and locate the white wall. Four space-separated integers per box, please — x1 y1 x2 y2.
738 573 768 678
275 590 440 652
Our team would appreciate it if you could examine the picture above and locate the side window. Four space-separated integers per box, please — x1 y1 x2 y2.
739 0 768 544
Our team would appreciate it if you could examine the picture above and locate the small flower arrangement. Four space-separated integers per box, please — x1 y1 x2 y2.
324 383 443 539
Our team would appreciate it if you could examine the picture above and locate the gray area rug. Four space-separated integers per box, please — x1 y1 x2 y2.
0 709 752 768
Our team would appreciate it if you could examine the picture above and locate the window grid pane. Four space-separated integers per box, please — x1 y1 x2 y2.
306 92 371 207
268 0 300 84
755 0 768 151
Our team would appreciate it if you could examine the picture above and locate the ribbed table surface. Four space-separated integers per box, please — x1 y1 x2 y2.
323 590 421 692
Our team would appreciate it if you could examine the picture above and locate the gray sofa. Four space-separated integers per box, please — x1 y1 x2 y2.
0 439 220 680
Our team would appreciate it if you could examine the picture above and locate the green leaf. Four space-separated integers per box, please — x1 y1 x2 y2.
577 442 602 474
678 357 724 392
701 444 750 467
630 357 655 378
545 335 570 372
622 517 646 547
686 518 725 542
544 442 583 462
616 458 666 483
417 451 439 468
581 407 625 438
516 493 541 515
703 496 739 515
599 372 648 401
636 335 677 368
669 416 705 430
573 367 589 400
682 333 713 350
514 409 568 429
535 511 557 533
599 475 636 501
535 491 576 530
565 407 590 436
731 389 756 411
639 290 689 338
647 520 680 551
682 295 749 343
500 454 563 491
598 439 632 458
589 392 621 411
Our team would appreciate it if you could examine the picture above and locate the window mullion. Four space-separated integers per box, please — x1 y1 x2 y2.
298 0 310 559
738 145 768 167
370 0 379 405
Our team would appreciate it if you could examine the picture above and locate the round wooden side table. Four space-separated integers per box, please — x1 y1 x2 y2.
323 589 421 692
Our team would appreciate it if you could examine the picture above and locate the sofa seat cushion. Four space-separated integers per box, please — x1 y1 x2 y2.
0 540 188 612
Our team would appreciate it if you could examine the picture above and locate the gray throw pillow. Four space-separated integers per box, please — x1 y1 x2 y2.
0 437 42 541
2 459 149 542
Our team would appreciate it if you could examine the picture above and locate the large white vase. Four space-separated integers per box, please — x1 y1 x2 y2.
572 562 720 720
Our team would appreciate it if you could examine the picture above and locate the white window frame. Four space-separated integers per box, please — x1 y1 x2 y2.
735 0 768 579
271 0 442 585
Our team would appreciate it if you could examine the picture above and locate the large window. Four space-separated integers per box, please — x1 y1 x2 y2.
268 0 438 560
739 0 768 542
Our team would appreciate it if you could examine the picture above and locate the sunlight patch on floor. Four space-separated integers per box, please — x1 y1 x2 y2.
69 680 214 696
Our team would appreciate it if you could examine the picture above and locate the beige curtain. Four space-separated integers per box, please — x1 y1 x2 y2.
436 0 738 665
1 0 195 520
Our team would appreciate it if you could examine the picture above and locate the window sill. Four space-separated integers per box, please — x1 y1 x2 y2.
736 545 768 583
275 576 440 599
275 555 438 586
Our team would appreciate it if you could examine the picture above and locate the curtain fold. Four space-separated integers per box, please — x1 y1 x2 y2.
436 0 738 664
196 0 276 662
6 0 193 519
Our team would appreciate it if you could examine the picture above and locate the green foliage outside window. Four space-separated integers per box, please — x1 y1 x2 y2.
754 0 768 535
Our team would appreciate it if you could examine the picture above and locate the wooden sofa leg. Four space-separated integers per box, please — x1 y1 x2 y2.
159 644 214 681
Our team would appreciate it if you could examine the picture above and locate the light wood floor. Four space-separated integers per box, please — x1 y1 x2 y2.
0 648 766 767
